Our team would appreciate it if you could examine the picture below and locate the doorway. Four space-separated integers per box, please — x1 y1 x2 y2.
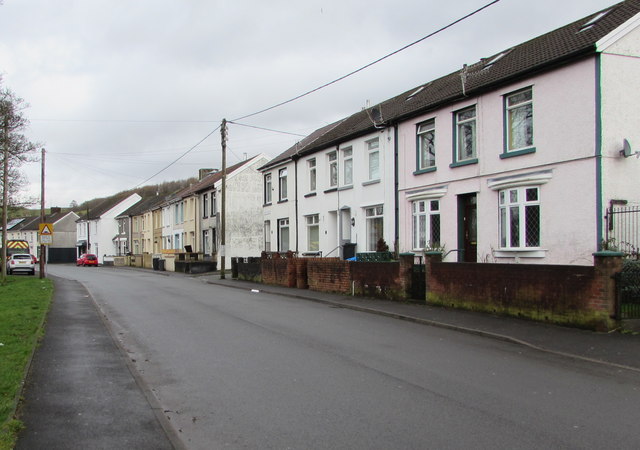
458 193 477 262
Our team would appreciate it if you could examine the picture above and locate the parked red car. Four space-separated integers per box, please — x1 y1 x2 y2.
76 254 98 267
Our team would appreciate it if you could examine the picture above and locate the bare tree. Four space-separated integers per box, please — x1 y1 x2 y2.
1 84 39 281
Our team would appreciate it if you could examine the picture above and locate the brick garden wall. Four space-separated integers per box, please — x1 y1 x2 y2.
424 252 623 330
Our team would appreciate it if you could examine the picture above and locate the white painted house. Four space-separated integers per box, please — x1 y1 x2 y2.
193 154 269 265
76 193 142 264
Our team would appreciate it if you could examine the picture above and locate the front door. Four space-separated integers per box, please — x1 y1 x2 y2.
458 194 477 262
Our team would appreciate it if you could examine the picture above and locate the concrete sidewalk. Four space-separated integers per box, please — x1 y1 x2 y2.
190 271 640 372
16 276 179 450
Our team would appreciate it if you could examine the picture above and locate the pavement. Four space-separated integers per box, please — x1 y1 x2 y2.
15 266 640 449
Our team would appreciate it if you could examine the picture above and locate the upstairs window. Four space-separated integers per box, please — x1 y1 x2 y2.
417 119 436 171
203 193 209 218
278 168 288 201
328 151 338 188
454 106 477 164
264 173 272 204
307 158 316 192
504 87 534 155
367 138 380 181
342 147 353 186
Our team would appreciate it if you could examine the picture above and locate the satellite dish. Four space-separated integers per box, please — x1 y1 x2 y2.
619 139 640 158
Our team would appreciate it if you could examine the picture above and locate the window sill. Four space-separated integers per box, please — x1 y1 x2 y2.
338 185 353 191
304 192 317 198
494 248 547 259
277 199 288 204
500 147 536 159
362 179 380 186
263 202 272 207
324 187 338 194
413 167 436 175
449 158 478 168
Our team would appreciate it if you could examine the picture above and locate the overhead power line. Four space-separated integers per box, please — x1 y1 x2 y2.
133 124 221 188
232 0 501 122
127 0 500 188
228 121 306 137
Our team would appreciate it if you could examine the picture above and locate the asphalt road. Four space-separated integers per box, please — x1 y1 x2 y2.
47 265 640 450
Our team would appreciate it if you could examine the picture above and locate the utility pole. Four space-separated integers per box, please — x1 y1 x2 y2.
220 119 227 279
1 116 8 282
39 148 46 279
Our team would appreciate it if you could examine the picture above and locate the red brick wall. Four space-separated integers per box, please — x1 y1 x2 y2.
307 258 352 294
424 252 622 330
261 258 296 287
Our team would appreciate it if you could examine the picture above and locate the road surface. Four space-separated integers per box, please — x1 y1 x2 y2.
47 265 640 449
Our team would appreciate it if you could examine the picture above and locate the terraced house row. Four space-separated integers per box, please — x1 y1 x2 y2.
76 1 640 269
261 0 640 265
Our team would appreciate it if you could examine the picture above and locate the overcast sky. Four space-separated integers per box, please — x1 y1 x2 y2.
0 0 620 207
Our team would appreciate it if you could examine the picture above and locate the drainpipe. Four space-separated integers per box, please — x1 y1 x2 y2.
393 123 399 254
294 156 299 253
595 54 604 250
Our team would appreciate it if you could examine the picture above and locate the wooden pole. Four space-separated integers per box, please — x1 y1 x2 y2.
220 119 227 279
39 148 46 278
1 116 8 282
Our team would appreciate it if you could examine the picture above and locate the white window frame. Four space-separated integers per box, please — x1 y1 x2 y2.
264 173 272 204
367 139 380 181
412 199 441 250
454 106 477 163
203 193 209 218
278 168 288 201
365 205 384 251
307 158 316 193
306 214 320 252
499 186 541 250
211 191 217 215
342 147 353 186
264 221 271 252
328 151 338 188
505 87 534 153
278 218 290 252
417 119 436 171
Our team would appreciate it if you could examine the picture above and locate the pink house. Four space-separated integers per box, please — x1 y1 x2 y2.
395 0 640 264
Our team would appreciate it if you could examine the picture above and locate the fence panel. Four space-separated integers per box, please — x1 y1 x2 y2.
605 205 640 259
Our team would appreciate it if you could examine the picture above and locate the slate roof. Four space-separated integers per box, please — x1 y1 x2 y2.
118 195 166 218
77 192 138 220
264 0 640 164
7 212 77 231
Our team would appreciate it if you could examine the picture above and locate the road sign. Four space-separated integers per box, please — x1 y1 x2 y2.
40 235 53 245
39 223 54 235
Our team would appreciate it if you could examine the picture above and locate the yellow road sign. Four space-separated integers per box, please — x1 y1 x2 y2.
39 223 54 235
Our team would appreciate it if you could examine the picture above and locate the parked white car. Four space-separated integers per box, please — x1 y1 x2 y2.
8 253 35 275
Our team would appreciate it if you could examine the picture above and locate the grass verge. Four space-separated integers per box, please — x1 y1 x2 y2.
0 276 53 450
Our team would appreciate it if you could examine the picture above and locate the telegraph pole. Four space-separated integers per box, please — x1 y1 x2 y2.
39 148 46 278
1 116 8 282
220 119 227 279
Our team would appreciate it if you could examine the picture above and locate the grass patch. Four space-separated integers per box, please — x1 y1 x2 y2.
0 276 53 450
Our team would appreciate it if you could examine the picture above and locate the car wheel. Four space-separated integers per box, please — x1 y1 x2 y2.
30 270 35 275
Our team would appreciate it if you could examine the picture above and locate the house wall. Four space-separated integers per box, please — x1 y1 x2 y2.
94 194 141 263
397 57 599 265
600 32 640 208
226 157 269 261
262 160 297 253
296 128 396 257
